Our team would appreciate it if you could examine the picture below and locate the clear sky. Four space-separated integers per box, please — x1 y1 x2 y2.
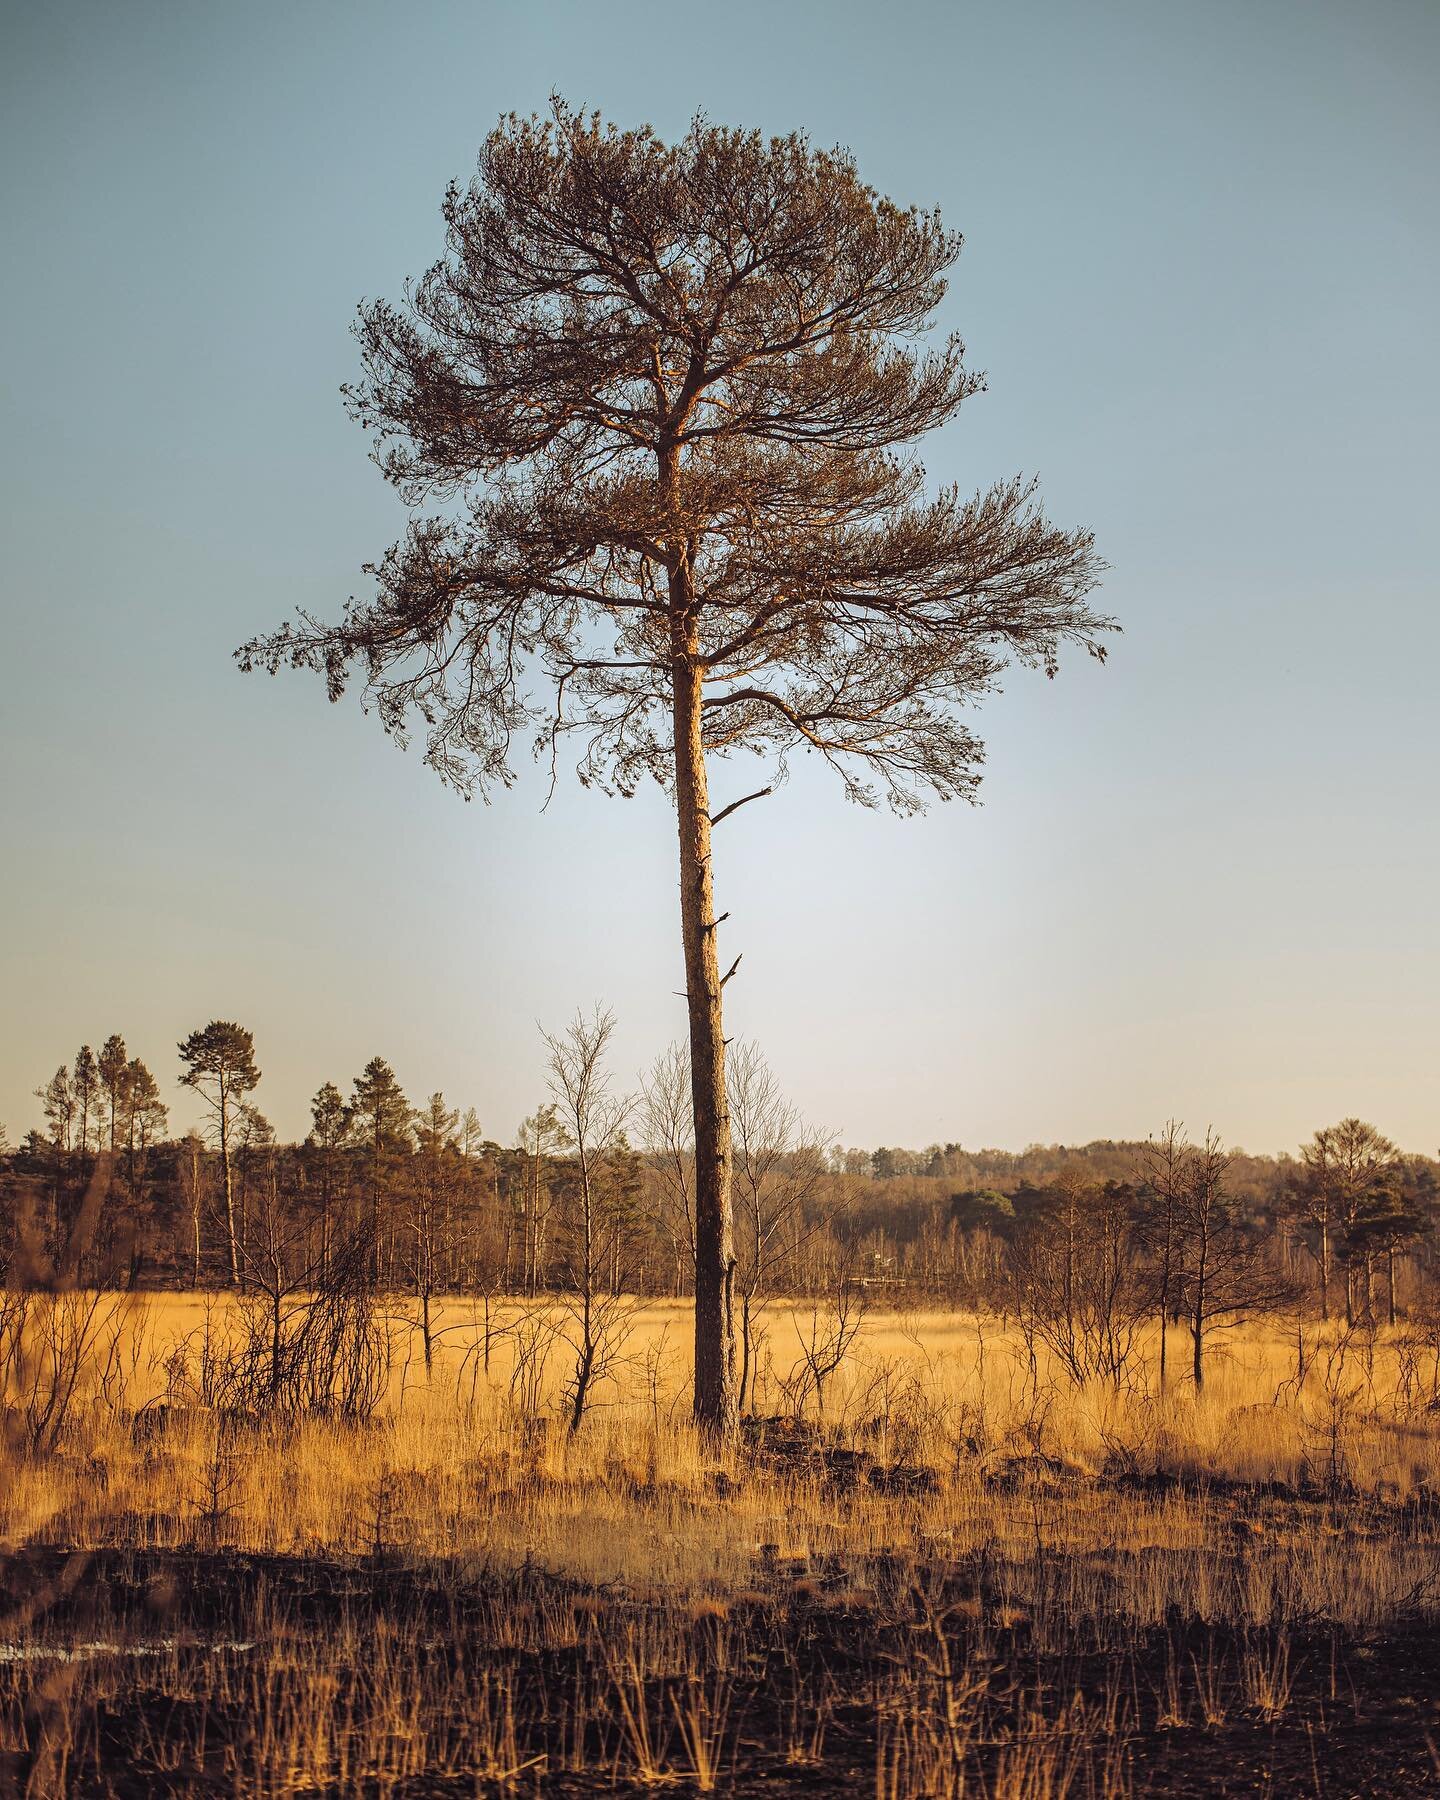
2 0 1436 1156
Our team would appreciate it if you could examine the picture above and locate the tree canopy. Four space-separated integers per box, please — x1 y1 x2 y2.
239 102 1110 812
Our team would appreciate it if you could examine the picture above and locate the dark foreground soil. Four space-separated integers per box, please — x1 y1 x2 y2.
1 1546 1438 1796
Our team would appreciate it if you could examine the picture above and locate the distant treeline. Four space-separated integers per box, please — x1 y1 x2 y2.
3 1026 1438 1359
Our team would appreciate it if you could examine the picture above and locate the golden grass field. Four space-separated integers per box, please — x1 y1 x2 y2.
3 1293 1440 1795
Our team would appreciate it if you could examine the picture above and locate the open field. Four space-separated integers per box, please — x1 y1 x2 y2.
7 6 1438 1795
3 1296 1440 1795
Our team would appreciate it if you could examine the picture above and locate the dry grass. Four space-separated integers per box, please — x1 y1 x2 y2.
2 1295 1438 1794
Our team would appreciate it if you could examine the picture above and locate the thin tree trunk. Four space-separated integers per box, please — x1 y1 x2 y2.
669 624 736 1438
738 1292 754 1415
568 1144 596 1435
219 1087 239 1289
189 1137 203 1286
1387 1245 1397 1328
320 1166 332 1283
370 1130 382 1285
527 1147 540 1295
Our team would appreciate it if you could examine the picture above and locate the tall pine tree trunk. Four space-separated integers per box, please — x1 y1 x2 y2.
670 624 736 1438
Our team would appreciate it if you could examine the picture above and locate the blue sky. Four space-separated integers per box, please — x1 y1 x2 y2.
2 0 1436 1153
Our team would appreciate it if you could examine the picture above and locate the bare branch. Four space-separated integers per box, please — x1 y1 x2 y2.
709 787 773 827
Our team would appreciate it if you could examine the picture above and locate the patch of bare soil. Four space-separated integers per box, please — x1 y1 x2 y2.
2 1541 1438 1796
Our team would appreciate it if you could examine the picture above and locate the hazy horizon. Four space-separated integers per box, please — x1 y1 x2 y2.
3 0 1437 1156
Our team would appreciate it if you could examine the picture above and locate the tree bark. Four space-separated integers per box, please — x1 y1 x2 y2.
670 627 737 1438
219 1078 239 1288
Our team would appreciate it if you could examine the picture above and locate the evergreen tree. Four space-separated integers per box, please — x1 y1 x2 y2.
33 1063 75 1250
1285 1118 1401 1324
35 1065 74 1153
178 1021 260 1287
516 1103 568 1293
72 1045 99 1160
1345 1156 1435 1325
307 1080 352 1275
240 104 1110 1433
411 1092 461 1365
98 1033 129 1153
120 1057 167 1204
350 1057 412 1279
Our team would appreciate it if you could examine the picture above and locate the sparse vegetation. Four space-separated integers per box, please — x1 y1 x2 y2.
3 1292 1440 1794
6 1022 1440 1791
3 54 1434 1797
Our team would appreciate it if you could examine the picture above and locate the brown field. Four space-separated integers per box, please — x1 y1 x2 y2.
3 1295 1440 1796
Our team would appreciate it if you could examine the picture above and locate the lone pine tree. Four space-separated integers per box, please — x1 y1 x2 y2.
240 104 1111 1435
178 1020 260 1288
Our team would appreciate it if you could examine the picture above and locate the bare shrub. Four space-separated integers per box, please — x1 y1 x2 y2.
0 1166 138 1456
161 1234 392 1421
504 1305 563 1427
543 1007 640 1434
727 1042 830 1416
0 1285 136 1454
1008 1172 1148 1389
783 1245 869 1418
